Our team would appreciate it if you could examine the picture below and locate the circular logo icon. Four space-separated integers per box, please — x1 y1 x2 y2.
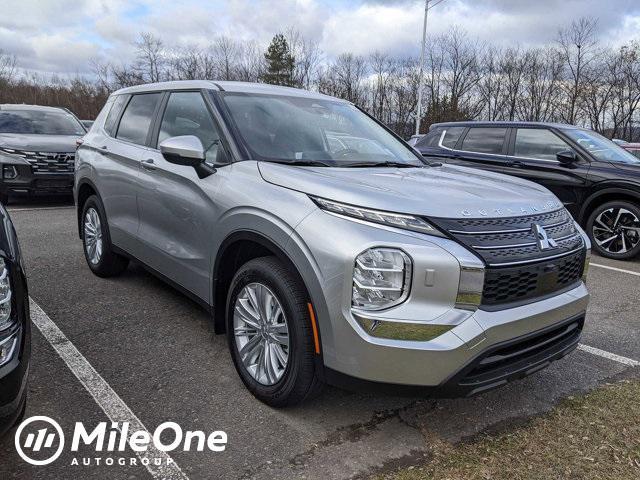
15 416 65 466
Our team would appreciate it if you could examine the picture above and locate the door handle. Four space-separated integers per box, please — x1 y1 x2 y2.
511 160 524 168
141 158 156 170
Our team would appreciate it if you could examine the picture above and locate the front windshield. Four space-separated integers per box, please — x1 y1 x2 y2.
219 92 425 167
0 110 85 135
561 128 640 165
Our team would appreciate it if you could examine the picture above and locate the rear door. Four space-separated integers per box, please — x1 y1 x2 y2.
97 92 162 252
443 126 521 176
506 127 590 212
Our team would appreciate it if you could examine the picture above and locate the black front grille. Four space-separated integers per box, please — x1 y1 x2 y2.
0 148 75 173
430 208 583 265
482 250 585 306
429 208 586 307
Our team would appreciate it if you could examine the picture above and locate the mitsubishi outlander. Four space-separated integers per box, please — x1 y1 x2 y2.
75 81 590 406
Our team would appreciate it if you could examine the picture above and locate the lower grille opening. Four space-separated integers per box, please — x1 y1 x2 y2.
459 316 584 388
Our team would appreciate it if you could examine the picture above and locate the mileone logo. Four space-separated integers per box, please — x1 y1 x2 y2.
15 416 227 466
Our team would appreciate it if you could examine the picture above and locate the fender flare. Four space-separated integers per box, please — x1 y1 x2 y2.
212 230 330 355
579 185 640 224
75 178 102 238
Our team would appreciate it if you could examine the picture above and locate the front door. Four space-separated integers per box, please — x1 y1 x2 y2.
507 128 590 214
136 90 228 302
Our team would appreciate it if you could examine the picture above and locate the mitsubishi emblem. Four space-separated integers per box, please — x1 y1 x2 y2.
532 223 558 251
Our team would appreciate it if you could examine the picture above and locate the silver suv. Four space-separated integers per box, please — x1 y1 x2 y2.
75 81 591 406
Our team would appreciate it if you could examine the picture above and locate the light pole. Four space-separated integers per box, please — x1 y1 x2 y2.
415 0 430 136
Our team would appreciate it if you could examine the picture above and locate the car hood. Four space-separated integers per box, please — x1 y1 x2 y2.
258 163 561 219
0 133 79 153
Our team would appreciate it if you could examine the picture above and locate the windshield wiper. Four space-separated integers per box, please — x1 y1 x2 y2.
342 161 423 168
266 159 333 167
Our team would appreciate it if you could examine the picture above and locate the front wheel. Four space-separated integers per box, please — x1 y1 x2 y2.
586 200 640 259
226 256 323 407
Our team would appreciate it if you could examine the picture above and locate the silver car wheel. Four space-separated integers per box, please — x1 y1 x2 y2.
592 207 640 254
84 207 103 265
233 282 289 386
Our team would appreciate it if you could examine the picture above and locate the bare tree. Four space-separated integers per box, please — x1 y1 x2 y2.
134 32 166 83
557 17 599 124
0 50 17 84
286 28 322 89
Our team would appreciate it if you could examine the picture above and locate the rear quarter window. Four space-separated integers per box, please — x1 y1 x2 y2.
104 95 129 137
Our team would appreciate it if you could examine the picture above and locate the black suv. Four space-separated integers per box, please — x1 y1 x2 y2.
0 104 86 204
415 121 640 259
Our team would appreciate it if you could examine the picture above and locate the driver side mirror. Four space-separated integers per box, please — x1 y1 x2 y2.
556 149 577 164
160 135 216 178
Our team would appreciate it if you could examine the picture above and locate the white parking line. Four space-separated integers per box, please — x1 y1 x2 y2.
8 206 75 213
578 344 640 367
29 299 189 480
591 262 640 277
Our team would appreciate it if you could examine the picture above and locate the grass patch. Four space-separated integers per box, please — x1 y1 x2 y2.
379 380 640 480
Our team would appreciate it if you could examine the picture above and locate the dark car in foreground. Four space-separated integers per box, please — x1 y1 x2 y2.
0 104 86 204
0 204 29 436
416 121 640 259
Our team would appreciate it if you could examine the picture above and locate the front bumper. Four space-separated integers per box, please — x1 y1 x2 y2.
293 209 590 395
0 326 29 436
324 281 589 391
0 162 73 196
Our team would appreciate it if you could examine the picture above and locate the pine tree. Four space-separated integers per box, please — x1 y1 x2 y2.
262 34 295 86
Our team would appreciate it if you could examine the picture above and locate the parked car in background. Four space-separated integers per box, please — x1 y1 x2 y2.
0 104 86 204
80 120 94 130
621 142 640 159
415 121 640 259
0 204 30 436
75 81 590 406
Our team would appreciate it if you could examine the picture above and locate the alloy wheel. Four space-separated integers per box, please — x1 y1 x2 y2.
233 282 289 386
84 207 103 265
592 207 640 254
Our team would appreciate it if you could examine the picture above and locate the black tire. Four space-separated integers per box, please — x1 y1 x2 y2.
0 193 9 205
80 195 129 277
226 256 323 407
586 200 640 260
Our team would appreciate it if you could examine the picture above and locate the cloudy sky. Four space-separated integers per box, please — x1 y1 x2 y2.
2 0 640 76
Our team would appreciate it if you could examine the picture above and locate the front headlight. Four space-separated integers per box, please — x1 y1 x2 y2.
311 196 444 236
0 257 12 331
352 248 412 310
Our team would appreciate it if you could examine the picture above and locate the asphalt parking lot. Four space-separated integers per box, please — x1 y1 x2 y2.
0 197 639 480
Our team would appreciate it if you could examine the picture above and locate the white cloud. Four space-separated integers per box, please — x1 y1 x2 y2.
1 0 639 76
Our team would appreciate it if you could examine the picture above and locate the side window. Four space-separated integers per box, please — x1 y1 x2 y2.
104 95 129 137
417 128 443 148
158 92 224 165
116 93 162 146
460 127 507 154
514 128 572 161
441 126 466 148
